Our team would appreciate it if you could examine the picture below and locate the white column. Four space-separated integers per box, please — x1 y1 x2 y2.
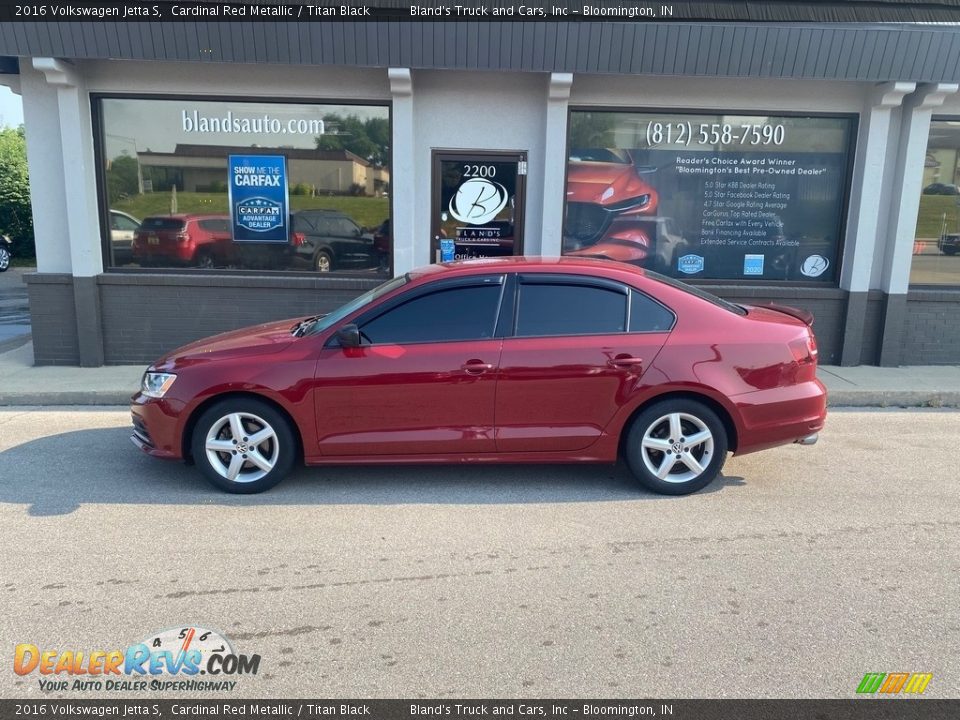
540 73 573 257
840 82 914 292
881 82 959 294
16 63 72 273
33 58 103 278
388 68 416 274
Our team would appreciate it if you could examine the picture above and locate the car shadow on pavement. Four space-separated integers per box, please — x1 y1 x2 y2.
0 427 746 516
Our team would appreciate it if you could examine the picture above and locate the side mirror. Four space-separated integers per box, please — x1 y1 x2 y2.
335 323 361 348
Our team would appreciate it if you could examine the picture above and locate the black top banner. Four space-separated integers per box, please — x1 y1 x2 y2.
2 0 960 22
1 700 960 720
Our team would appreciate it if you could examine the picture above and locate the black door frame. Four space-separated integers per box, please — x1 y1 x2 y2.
430 149 528 262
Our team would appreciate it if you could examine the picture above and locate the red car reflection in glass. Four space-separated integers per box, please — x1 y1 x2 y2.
564 149 659 266
131 257 826 496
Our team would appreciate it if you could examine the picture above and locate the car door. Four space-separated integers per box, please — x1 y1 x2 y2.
495 274 675 453
313 274 506 456
331 216 375 269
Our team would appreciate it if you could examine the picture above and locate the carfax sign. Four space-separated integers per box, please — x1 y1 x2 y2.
228 155 289 243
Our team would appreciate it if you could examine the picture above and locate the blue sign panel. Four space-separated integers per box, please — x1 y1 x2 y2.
228 155 289 243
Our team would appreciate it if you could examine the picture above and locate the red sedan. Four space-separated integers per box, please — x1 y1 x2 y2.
131 257 825 495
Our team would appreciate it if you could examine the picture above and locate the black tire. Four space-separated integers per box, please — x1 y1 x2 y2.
0 247 9 272
943 246 958 256
195 250 215 269
623 398 728 495
190 398 298 494
314 250 334 273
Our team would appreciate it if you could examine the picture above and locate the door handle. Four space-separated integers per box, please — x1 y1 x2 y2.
608 356 644 368
461 360 494 375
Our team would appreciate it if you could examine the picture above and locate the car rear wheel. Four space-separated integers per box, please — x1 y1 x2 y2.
624 399 728 495
315 250 333 273
196 250 215 269
190 398 297 494
0 247 9 271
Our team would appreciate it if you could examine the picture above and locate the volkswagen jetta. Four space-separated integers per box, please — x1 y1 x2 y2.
131 257 826 495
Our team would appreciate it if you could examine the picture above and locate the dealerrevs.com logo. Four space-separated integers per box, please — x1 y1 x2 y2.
14 626 260 692
856 672 933 695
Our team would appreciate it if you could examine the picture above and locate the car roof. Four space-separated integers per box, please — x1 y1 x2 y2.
408 256 650 281
142 214 229 221
293 209 347 216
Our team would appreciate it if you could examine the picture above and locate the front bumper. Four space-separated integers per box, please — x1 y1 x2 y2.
130 393 186 460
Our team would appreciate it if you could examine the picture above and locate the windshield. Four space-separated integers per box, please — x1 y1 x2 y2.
569 148 632 164
303 275 408 336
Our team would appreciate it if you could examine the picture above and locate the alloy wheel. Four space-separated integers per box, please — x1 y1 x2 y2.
639 412 715 484
204 412 280 483
0 248 9 271
316 253 332 272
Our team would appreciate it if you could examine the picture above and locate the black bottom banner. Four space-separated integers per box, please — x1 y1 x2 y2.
1 700 958 720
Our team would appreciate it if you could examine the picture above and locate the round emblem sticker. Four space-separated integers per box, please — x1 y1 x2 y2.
449 178 508 225
800 254 830 278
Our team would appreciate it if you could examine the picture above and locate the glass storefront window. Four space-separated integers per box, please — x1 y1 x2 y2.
563 111 856 283
910 118 960 285
96 97 391 275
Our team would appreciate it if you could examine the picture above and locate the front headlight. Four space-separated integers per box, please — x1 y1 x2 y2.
141 372 177 398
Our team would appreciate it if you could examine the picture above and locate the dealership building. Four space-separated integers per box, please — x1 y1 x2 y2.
1 20 960 366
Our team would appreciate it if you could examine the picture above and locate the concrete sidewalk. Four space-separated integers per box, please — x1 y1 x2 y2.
1 338 959 407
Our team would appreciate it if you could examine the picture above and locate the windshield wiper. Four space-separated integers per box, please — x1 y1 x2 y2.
291 315 325 337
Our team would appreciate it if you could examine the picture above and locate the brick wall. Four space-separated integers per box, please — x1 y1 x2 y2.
97 274 383 364
25 273 857 366
23 274 80 366
901 289 960 365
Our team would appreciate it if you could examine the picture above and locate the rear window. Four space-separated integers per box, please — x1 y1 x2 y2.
141 218 185 231
645 269 747 316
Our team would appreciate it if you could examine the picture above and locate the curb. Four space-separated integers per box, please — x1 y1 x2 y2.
827 391 960 408
0 391 133 406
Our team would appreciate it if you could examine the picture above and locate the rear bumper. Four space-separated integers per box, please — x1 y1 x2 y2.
732 378 827 455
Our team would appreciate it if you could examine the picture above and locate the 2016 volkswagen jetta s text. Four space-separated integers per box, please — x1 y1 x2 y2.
131 257 825 495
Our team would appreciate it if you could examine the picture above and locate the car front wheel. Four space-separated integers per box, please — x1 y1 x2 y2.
624 399 728 495
315 250 333 273
190 398 297 494
0 247 10 271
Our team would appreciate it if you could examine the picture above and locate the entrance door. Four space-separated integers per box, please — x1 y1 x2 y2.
432 151 527 262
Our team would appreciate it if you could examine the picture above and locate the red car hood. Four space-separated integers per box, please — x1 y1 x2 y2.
566 161 653 205
152 318 299 368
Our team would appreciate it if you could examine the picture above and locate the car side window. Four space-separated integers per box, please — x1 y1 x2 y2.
333 218 361 237
360 284 503 344
199 219 229 232
111 214 138 231
629 290 676 333
516 282 627 337
294 215 317 233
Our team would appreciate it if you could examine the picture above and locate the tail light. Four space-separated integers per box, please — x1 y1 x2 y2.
788 331 818 382
291 231 306 247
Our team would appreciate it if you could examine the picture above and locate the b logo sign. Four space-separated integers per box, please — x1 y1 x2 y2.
800 254 830 278
449 178 509 225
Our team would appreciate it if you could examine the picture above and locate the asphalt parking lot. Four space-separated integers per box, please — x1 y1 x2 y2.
0 407 957 699
0 266 30 350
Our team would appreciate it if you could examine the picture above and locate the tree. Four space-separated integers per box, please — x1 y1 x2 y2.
0 126 33 259
568 112 618 149
105 153 141 203
315 113 390 167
